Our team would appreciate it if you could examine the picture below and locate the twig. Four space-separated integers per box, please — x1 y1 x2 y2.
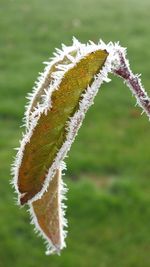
112 49 150 119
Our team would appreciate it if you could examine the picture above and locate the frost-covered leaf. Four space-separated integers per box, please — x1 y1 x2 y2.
12 38 150 255
17 49 108 205
30 168 67 255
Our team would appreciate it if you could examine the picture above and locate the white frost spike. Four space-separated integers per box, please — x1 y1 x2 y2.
11 37 150 255
72 36 81 46
66 53 76 63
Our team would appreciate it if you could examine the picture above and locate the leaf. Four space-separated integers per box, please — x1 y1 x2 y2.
30 168 67 255
17 49 108 205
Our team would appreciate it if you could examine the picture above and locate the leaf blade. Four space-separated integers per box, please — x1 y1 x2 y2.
17 49 108 204
30 168 67 254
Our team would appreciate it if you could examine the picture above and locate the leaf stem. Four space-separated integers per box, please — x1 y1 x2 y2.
112 49 150 119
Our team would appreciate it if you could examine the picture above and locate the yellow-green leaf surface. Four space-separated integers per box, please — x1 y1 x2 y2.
18 49 108 205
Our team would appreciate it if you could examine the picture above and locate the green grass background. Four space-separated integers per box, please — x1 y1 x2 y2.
0 0 150 266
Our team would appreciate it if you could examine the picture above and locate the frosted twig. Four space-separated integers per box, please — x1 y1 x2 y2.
112 49 150 119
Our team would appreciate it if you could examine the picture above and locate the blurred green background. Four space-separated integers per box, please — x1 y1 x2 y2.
0 0 150 266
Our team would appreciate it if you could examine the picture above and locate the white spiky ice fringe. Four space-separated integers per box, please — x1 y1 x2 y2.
29 166 68 255
11 38 124 204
